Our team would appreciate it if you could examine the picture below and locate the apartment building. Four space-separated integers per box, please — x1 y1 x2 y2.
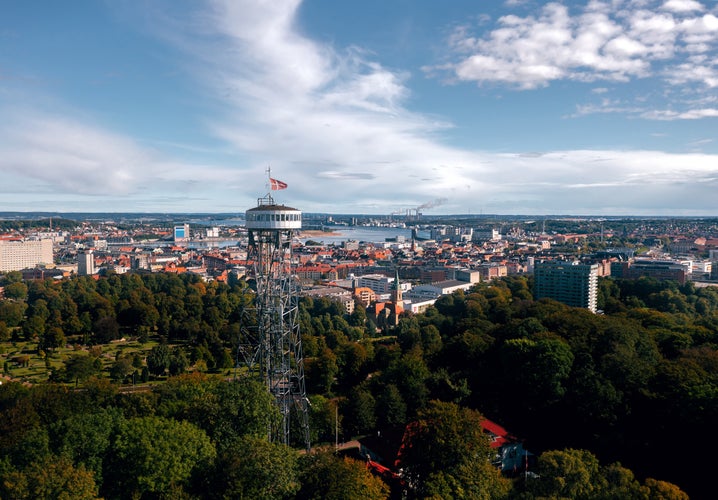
0 239 54 272
534 261 599 313
357 273 410 295
77 249 95 276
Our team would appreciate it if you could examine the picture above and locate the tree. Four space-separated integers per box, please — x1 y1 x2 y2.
397 400 509 498
3 270 23 283
169 349 190 375
644 477 689 500
22 314 46 341
307 394 339 444
2 454 98 500
146 343 171 377
382 350 430 416
214 347 234 370
209 435 300 500
109 357 134 382
499 337 574 410
341 386 376 437
528 448 606 499
420 324 443 359
49 408 122 489
107 415 216 498
599 462 648 499
348 303 367 329
336 342 369 388
374 382 407 429
202 378 280 445
15 426 49 470
306 347 338 395
0 300 27 327
41 326 66 353
62 353 101 387
152 375 279 446
0 320 10 342
4 281 28 300
422 460 511 500
297 450 389 500
92 316 120 344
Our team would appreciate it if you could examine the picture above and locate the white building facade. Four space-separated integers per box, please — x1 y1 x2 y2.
0 239 54 272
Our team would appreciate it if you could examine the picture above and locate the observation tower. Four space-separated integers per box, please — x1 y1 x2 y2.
240 188 310 450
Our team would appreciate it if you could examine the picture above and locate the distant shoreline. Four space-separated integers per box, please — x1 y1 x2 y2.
299 229 342 237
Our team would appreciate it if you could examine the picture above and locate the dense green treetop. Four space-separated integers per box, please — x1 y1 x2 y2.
0 270 712 497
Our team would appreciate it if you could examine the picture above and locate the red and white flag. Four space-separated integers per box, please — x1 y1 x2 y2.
270 178 288 190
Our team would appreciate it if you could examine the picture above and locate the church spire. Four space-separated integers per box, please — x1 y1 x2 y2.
392 268 403 304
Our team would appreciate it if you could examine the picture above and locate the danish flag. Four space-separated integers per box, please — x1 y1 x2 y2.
270 178 288 190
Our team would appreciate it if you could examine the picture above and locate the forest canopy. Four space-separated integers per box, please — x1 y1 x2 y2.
1 271 714 498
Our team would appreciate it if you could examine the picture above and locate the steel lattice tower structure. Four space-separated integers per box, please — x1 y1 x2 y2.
239 193 311 450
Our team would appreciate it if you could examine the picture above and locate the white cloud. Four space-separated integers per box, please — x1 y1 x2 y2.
151 0 718 214
689 138 714 145
643 107 718 119
0 112 148 196
504 0 530 6
0 106 247 210
661 0 705 13
1 0 717 215
154 0 488 211
434 0 718 90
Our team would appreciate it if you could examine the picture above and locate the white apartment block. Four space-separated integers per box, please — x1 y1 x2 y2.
0 239 54 272
357 274 411 295
77 250 95 276
409 280 474 299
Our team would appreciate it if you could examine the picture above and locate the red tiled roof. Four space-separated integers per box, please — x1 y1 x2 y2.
481 418 518 448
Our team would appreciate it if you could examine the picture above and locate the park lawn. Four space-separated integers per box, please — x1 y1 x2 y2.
1 338 160 385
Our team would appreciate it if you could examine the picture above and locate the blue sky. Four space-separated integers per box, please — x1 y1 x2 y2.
1 0 717 215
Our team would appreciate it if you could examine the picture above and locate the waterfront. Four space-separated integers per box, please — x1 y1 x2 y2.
299 226 414 245
185 226 415 249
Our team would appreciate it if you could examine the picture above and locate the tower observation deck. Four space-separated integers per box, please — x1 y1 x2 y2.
240 193 310 450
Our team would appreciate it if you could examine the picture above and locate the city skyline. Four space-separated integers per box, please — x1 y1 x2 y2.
1 0 717 215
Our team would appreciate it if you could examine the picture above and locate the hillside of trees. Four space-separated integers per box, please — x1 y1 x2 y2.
2 270 715 498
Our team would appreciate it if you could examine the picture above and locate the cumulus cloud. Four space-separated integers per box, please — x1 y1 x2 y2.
661 0 705 13
145 0 718 214
432 0 718 93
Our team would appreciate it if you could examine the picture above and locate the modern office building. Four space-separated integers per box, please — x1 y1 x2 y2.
534 261 599 313
0 239 54 272
611 259 688 284
174 223 190 243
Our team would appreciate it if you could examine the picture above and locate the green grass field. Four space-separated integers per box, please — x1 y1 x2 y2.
1 338 160 385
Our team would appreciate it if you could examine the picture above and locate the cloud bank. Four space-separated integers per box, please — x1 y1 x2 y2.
433 0 718 119
0 0 716 215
